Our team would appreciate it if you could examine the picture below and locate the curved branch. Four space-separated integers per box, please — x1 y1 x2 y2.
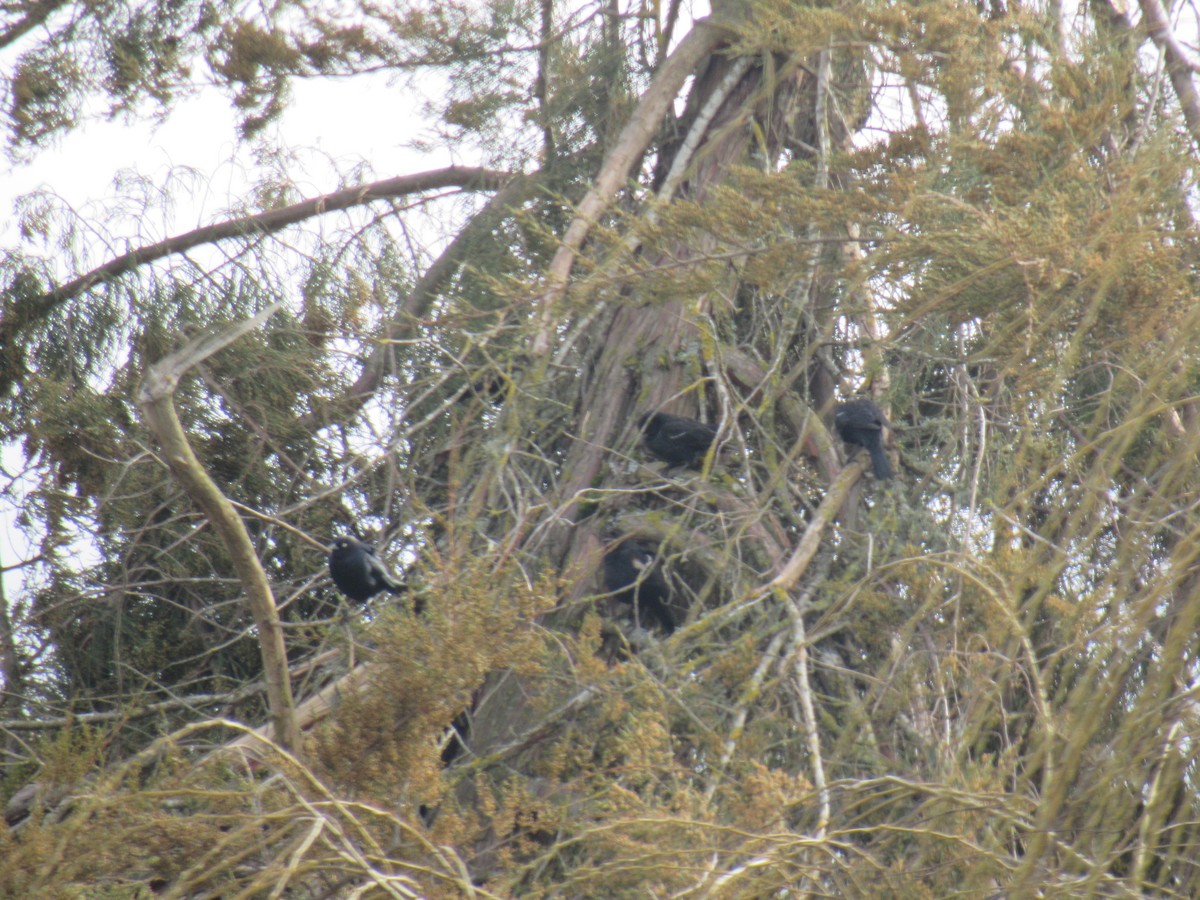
530 18 726 354
136 303 300 753
1138 0 1200 149
768 459 864 592
313 172 537 425
18 165 513 322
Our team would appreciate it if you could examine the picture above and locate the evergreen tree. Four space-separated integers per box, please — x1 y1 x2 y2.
2 0 1200 894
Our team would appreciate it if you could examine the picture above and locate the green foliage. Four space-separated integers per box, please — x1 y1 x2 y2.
313 552 556 800
4 0 1200 895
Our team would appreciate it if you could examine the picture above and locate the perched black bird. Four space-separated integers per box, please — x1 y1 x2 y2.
602 536 677 633
328 536 405 603
637 412 719 469
834 398 893 480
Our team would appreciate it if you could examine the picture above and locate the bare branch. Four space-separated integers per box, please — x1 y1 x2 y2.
768 460 865 592
1138 0 1200 149
137 303 300 752
530 18 725 354
20 165 513 322
317 173 537 425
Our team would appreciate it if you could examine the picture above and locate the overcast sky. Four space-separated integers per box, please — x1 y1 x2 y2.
0 67 453 597
3 70 452 253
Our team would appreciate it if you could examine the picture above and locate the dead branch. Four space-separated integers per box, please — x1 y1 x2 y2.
137 303 300 752
321 173 537 425
768 460 866 592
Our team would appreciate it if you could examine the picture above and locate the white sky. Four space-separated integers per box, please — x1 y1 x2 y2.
3 71 451 252
0 68 452 599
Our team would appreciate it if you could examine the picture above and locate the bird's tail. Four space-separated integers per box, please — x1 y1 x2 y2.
642 597 678 634
868 441 893 480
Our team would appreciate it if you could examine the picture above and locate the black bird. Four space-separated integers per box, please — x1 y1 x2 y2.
602 536 677 633
328 536 405 603
637 412 719 469
834 398 893 479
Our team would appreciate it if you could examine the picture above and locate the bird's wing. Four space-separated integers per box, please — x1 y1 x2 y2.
669 422 715 445
366 554 402 591
661 423 687 440
625 542 663 572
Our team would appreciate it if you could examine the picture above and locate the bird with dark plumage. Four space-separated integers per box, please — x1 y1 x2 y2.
602 536 677 633
637 412 719 469
834 398 893 479
328 536 406 602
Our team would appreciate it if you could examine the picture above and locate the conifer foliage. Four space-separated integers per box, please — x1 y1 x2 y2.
3 0 1200 894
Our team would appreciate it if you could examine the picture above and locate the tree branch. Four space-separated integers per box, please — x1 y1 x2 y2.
0 0 64 52
0 649 339 734
136 302 300 752
530 18 725 354
1138 0 1200 150
216 662 381 765
768 459 865 592
314 173 537 426
19 165 512 322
